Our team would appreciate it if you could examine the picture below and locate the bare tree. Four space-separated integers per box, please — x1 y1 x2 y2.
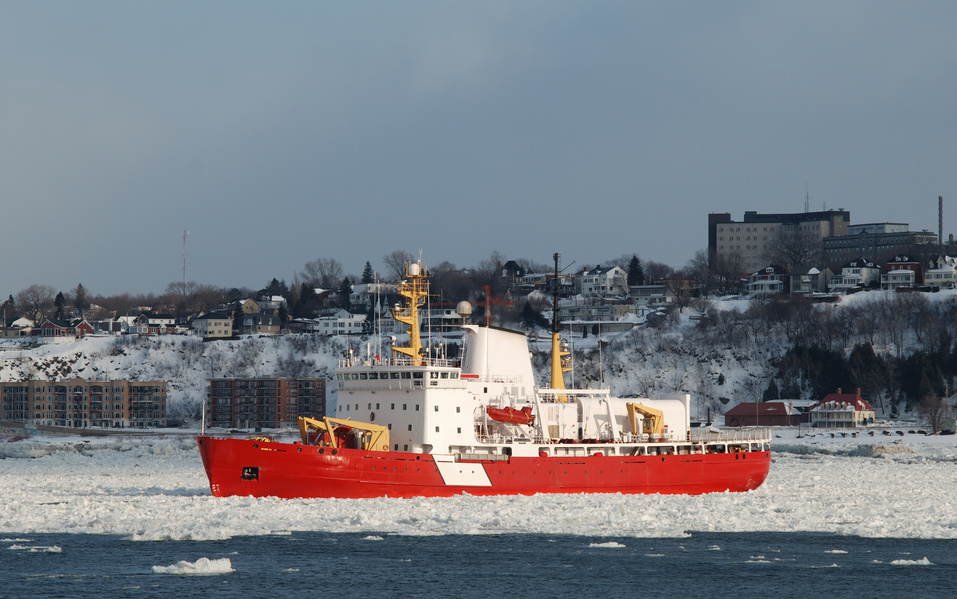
301 258 344 289
710 251 744 295
16 284 57 322
382 250 415 282
763 225 822 268
644 261 675 284
686 249 713 294
430 261 473 302
917 395 947 433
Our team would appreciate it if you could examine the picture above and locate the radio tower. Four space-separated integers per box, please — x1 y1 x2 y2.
939 196 943 254
182 230 190 294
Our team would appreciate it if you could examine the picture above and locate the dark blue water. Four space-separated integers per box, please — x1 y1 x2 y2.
3 532 955 598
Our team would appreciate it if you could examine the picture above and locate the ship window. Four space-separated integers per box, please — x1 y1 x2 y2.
441 372 449 379
391 373 400 379
457 427 461 434
391 403 395 409
415 405 419 411
401 372 411 379
430 371 439 379
367 403 372 409
394 444 398 450
456 407 461 413
403 445 408 451
403 404 407 410
369 373 378 380
434 405 439 412
408 425 412 431
413 372 424 379
376 403 380 409
350 374 358 380
435 426 440 432
359 373 368 380
388 424 392 430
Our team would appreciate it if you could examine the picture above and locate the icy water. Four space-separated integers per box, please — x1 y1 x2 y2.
3 531 955 599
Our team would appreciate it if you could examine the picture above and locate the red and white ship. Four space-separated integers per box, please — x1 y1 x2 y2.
197 258 771 499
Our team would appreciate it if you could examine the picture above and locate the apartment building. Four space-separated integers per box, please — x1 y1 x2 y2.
207 377 326 429
709 210 850 272
0 378 167 428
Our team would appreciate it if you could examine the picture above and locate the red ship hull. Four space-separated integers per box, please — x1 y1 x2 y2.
196 436 771 499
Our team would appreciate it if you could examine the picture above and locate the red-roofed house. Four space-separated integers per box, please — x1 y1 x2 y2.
809 388 875 428
723 402 803 427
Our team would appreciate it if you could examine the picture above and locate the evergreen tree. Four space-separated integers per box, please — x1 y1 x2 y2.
627 255 645 286
520 302 549 330
294 283 319 318
762 380 780 401
54 292 66 320
339 277 353 310
1 295 15 322
361 314 375 335
263 278 291 300
361 261 375 284
72 283 90 319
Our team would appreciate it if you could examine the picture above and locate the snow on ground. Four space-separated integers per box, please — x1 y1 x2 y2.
2 428 955 541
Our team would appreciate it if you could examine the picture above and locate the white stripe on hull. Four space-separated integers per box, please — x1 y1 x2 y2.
433 454 492 486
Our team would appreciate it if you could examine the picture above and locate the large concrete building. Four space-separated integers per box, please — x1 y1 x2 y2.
207 377 327 429
709 210 850 273
823 223 937 264
0 378 167 428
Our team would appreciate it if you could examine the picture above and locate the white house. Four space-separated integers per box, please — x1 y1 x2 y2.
581 265 627 297
829 258 881 293
315 309 368 335
191 312 233 339
924 255 957 288
747 264 788 296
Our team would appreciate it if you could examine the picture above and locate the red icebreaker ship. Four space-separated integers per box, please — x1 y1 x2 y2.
197 258 771 499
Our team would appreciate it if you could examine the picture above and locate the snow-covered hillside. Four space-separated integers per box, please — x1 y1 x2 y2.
3 288 957 421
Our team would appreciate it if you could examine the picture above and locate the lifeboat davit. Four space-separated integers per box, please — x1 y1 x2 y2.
486 406 535 425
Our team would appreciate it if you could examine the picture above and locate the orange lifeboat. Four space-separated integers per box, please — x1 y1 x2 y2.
486 406 535 425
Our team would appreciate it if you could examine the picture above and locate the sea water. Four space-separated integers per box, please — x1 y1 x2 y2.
3 531 955 598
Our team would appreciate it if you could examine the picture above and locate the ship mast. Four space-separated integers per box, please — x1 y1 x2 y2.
391 261 428 366
550 253 571 397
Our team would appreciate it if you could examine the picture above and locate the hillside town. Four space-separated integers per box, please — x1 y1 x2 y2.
3 206 957 434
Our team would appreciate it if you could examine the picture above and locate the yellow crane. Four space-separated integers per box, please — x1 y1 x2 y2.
627 402 664 437
298 416 390 452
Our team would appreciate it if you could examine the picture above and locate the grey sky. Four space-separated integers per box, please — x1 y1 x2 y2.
3 1 956 296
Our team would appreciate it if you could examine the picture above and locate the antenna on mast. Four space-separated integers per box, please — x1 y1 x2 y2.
182 230 190 294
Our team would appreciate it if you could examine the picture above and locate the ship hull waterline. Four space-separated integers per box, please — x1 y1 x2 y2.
196 436 771 499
